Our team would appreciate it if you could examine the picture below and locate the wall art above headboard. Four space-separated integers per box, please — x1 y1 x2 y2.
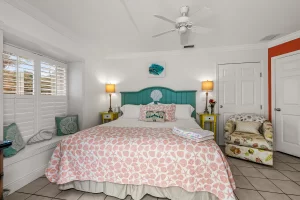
120 86 197 118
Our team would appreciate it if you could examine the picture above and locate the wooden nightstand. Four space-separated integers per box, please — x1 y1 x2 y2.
100 112 118 124
198 113 218 141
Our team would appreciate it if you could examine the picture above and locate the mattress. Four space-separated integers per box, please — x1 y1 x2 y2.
46 118 235 200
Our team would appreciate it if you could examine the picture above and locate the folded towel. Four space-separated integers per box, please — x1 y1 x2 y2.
172 127 214 142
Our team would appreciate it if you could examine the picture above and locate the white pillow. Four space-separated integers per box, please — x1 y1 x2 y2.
120 105 141 119
175 104 195 119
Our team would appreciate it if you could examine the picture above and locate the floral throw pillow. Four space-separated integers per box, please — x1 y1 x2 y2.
139 104 176 121
145 111 165 122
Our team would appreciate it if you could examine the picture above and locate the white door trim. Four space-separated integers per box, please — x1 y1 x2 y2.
271 50 300 151
216 61 263 145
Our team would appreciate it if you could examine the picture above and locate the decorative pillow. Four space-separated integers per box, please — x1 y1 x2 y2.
145 111 165 122
55 115 79 136
235 121 262 134
27 129 54 145
120 105 141 118
139 104 176 121
3 123 25 157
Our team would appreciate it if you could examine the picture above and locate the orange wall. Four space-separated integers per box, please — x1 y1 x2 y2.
268 38 300 120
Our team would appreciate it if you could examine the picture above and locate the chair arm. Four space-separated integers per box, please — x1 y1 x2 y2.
224 120 235 140
262 120 273 143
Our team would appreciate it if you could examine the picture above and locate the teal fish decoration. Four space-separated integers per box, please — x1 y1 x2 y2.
149 64 164 75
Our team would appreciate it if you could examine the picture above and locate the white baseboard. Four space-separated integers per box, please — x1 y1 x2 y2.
4 164 48 195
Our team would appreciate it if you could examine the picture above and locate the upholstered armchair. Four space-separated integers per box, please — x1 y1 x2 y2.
224 113 273 166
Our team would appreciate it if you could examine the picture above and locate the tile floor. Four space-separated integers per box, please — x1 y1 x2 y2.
5 150 300 200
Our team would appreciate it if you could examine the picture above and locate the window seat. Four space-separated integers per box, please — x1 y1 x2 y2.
4 135 69 167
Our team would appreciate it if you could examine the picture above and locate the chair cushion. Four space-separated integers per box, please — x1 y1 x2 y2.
226 131 273 150
228 113 266 123
235 121 261 134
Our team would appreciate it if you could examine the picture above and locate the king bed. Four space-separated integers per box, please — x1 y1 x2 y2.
45 87 236 200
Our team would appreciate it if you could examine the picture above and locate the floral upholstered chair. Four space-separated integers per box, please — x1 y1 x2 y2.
224 113 273 166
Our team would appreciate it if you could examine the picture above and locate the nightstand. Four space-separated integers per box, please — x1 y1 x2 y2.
198 113 218 141
100 112 118 124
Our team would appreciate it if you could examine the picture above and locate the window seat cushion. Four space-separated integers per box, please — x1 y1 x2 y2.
4 135 69 167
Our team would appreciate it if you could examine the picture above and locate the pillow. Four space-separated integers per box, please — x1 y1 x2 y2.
175 104 195 119
27 129 54 145
55 115 79 136
3 123 25 157
120 105 141 118
235 121 261 134
139 104 176 121
145 111 165 122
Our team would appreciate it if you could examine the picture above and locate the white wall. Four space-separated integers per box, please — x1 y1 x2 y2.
68 61 85 130
82 45 268 129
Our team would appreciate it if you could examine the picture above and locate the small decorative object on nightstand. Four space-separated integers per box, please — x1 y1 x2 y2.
100 112 118 124
202 80 214 114
198 113 218 141
105 84 115 113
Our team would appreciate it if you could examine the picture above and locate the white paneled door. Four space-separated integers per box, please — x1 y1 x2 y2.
275 53 300 157
218 62 262 145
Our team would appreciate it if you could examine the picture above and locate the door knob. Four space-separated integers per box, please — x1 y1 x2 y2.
275 108 281 111
220 105 223 108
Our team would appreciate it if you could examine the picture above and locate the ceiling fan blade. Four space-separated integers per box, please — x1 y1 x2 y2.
152 29 176 38
190 6 212 19
120 0 139 32
191 26 212 34
153 15 175 24
180 32 189 46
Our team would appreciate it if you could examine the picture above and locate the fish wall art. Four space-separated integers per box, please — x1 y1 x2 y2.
148 62 166 78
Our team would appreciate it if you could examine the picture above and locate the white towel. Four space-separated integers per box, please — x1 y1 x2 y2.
172 127 214 142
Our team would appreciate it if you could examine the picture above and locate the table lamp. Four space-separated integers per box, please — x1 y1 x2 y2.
202 80 214 114
106 84 115 112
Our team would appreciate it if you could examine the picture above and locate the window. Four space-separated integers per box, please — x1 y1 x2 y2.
41 62 67 96
3 51 34 95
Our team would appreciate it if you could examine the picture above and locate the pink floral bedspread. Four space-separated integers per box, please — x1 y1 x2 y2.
46 126 236 200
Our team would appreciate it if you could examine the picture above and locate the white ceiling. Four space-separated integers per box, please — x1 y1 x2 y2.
23 0 300 53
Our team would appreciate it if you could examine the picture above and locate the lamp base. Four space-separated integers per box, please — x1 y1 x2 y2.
108 107 113 113
203 109 209 114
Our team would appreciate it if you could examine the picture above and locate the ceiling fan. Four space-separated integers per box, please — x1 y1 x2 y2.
153 6 212 45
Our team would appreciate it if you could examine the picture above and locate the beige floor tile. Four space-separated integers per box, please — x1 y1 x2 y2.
271 180 300 195
287 163 300 171
158 198 169 200
289 195 300 200
274 162 296 171
275 154 300 164
229 158 254 167
35 183 61 197
258 169 289 180
251 163 274 169
238 167 266 178
274 157 283 163
106 196 123 200
142 195 158 200
18 178 50 194
78 193 107 200
280 171 300 181
4 192 31 200
247 177 282 193
55 189 84 200
258 191 290 200
233 175 255 189
230 166 243 175
234 188 264 200
26 195 52 200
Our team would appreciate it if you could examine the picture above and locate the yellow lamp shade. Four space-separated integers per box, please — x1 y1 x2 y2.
105 84 115 93
202 81 214 91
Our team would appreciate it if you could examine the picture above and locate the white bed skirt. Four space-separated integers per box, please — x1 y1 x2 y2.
59 181 219 200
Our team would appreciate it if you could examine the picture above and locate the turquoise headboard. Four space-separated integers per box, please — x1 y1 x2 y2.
120 86 197 118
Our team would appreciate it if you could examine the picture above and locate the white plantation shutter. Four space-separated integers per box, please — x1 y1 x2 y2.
2 45 68 140
3 51 34 95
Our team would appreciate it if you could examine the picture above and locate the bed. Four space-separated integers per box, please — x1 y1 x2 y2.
45 87 236 200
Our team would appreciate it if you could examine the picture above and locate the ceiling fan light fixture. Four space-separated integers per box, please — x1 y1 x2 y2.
179 26 187 33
